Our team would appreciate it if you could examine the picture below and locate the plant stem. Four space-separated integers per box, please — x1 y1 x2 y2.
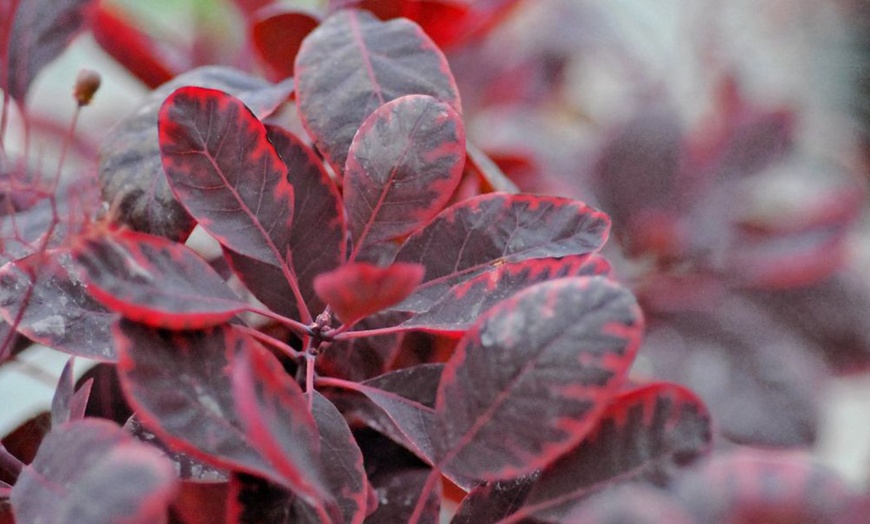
234 325 302 360
331 324 406 340
246 306 313 340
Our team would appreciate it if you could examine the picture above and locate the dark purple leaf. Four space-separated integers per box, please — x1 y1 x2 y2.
2 0 96 101
512 382 712 522
403 254 611 333
674 449 858 523
51 357 83 426
367 468 441 524
231 338 330 507
252 8 319 79
125 415 228 482
344 94 465 260
295 9 461 174
74 230 249 329
227 473 295 524
10 419 177 524
0 248 115 361
394 193 611 313
159 86 311 321
99 66 293 241
451 475 538 524
435 277 643 481
115 320 286 485
0 196 71 266
314 262 425 325
363 363 444 409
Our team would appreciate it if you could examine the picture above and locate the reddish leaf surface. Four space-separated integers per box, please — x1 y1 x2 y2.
159 86 311 321
344 95 465 260
394 193 611 313
231 339 330 509
91 4 175 88
302 391 369 524
100 66 293 242
10 419 177 524
674 449 858 523
0 248 115 361
511 383 712 522
115 320 286 485
252 8 319 80
403 254 611 333
2 0 96 101
226 125 346 319
314 262 425 325
295 9 461 174
435 277 643 481
404 0 472 49
74 230 249 329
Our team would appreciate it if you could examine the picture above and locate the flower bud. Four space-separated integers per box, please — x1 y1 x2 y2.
73 69 101 106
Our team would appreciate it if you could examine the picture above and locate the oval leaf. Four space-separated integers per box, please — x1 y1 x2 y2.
513 382 713 522
11 419 177 524
115 320 287 486
100 66 293 241
403 254 611 333
252 8 320 79
345 94 465 260
314 262 425 325
435 276 643 481
0 249 115 361
295 9 461 174
394 193 611 313
74 230 249 329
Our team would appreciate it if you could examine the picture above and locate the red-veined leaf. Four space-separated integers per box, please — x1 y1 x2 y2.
314 262 424 325
403 254 611 333
251 7 319 80
509 382 712 522
394 193 611 313
115 320 287 486
125 415 228 482
2 0 96 101
0 248 115 361
295 8 461 174
451 475 538 524
345 94 465 261
225 125 346 320
100 67 293 241
10 419 177 524
74 230 249 329
231 338 332 511
435 276 642 481
159 86 311 321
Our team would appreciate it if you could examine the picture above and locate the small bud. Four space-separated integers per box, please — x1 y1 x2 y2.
73 69 101 106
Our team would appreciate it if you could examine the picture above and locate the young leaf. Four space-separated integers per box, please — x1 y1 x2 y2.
226 125 346 320
251 8 320 80
345 94 465 261
435 276 643 481
231 338 330 508
295 9 461 174
51 358 91 427
0 249 116 361
511 382 712 522
10 419 177 524
2 0 96 101
394 193 611 313
115 320 287 486
74 230 250 329
159 86 310 321
314 262 425 325
402 254 611 333
100 66 293 241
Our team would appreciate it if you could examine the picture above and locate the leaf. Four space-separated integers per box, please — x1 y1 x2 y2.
394 193 611 313
159 86 311 321
125 415 228 482
231 338 330 507
50 357 93 426
557 484 696 524
344 94 465 260
251 8 320 80
314 262 425 325
295 9 461 174
115 320 287 486
74 230 250 329
367 468 441 524
0 197 72 266
226 125 346 320
317 315 405 381
99 66 293 241
2 0 96 101
512 382 712 522
435 277 643 481
10 419 178 524
403 254 611 333
0 248 116 361
227 473 296 524
465 141 520 194
451 475 538 524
